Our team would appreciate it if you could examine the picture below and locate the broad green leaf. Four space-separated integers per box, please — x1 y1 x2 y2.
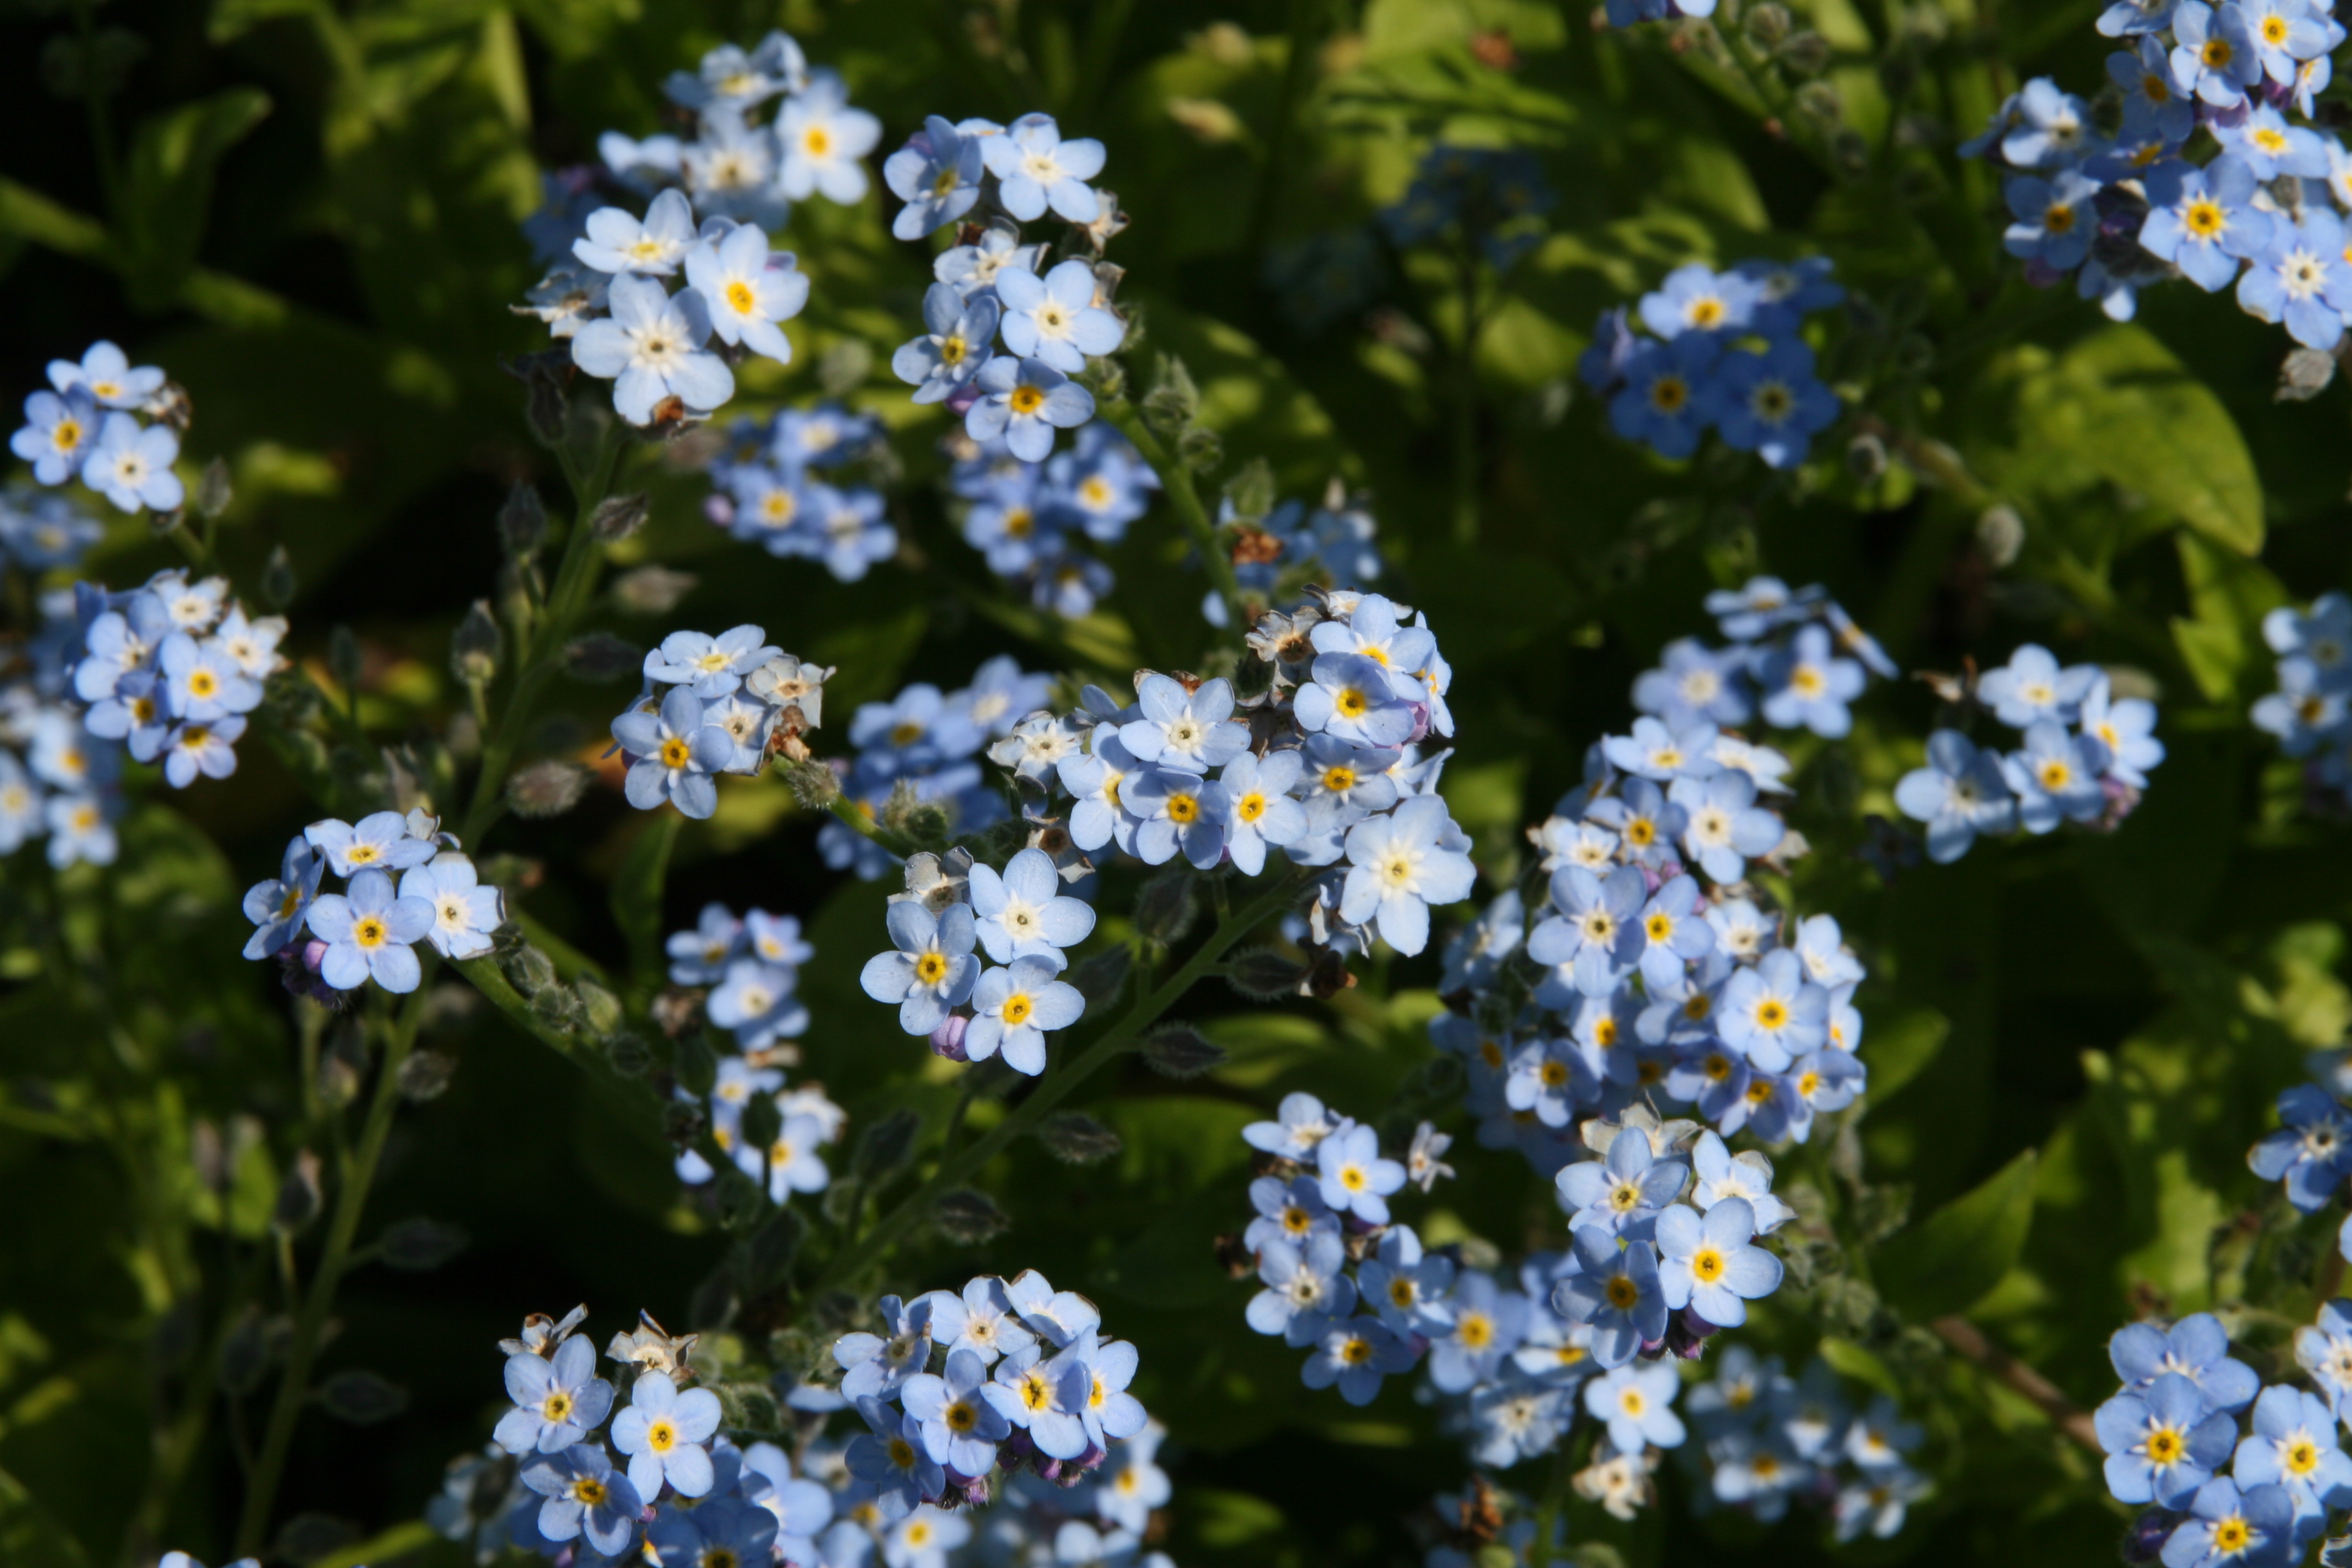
120 89 273 308
609 809 682 993
1872 1148 2039 1318
0 1466 89 1568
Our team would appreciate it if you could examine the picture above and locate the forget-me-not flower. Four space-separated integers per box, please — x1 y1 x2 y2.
242 834 326 959
884 116 984 239
1895 730 2018 861
571 274 734 425
980 113 1105 223
967 957 1084 1075
967 356 1094 462
307 869 434 993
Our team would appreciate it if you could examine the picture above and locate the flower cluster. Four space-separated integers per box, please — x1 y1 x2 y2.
861 843 1094 1076
0 484 102 572
824 1275 1161 1534
701 403 897 583
1636 573 1894 740
1 589 122 867
2248 1048 2352 1259
9 340 185 516
1676 1349 1930 1540
607 626 832 820
1200 482 1385 630
1896 642 2165 862
2090 1308 2349 1568
1379 143 1556 271
240 810 505 1000
883 112 1120 460
1600 0 1718 26
2251 592 2352 809
70 567 283 791
516 33 871 424
815 656 1050 881
942 422 1157 620
1965 1 2352 333
1578 260 1845 467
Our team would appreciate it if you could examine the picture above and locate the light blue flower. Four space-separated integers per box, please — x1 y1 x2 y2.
572 273 734 426
1706 576 1822 642
520 1442 643 1557
2170 1 2267 105
1585 1361 1685 1451
49 340 164 408
1691 1130 1797 1230
494 1336 615 1456
1759 623 1865 737
612 687 732 818
860 901 981 1034
1654 1197 1782 1327
935 219 1050 299
996 260 1124 375
1979 642 2098 727
1637 262 1763 338
1216 748 1308 876
1669 769 1783 883
2159 1477 2297 1568
685 222 807 363
967 356 1095 462
11 387 99 484
2233 1383 2352 1522
1242 1091 1341 1159
1302 1316 1417 1406
44 792 116 869
1632 874 1716 988
2099 0 2179 36
2002 720 2111 832
982 1338 1095 1459
708 957 809 1048
242 834 326 960
846 1395 942 1517
307 868 434 993
1720 948 1828 1071
2141 154 2272 291
1526 863 1645 999
2239 207 2352 350
612 1369 722 1500
1895 729 2018 861
885 115 985 239
776 70 879 203
1603 715 1720 783
1315 1121 1407 1224
1358 1224 1456 1336
2098 1372 2239 1505
967 957 1084 1075
980 113 1106 223
1556 1130 1688 1238
891 282 999 405
1120 673 1248 775
663 32 805 109
2001 77 2094 167
969 846 1095 963
1426 1273 1529 1395
1295 652 1416 748
573 187 698 276
82 412 184 514
1125 767 1230 869
668 903 743 983
1635 638 1751 728
1338 794 1475 957
162 716 242 787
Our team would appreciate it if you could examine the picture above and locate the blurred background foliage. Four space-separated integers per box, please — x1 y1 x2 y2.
4 0 2352 1565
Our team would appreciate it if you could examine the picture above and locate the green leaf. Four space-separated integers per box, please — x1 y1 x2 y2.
610 810 682 995
2168 532 2290 701
1859 1008 1948 1105
0 1466 89 1568
120 88 273 307
1871 1147 2040 1318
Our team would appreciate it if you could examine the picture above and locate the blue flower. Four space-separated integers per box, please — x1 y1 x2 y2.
1632 874 1717 988
776 70 879 203
1315 1121 1408 1224
646 625 777 699
1218 748 1309 876
967 356 1095 462
1302 1316 1416 1406
306 869 434 993
1738 254 1845 334
1670 770 1783 883
685 223 807 364
1359 1224 1457 1336
82 412 184 513
1295 651 1416 748
2001 79 2094 168
650 1496 779 1568
572 273 734 425
1654 1197 1783 1328
1246 1228 1357 1344
1585 1362 1686 1453
1979 643 2097 727
2004 170 2101 272
846 1395 943 1516
996 260 1124 374
1720 949 1829 1071
1120 673 1248 775
2160 1477 2298 1568
2141 154 2273 291
11 387 99 485
668 903 744 983
44 793 116 869
2112 1313 2260 1412
1527 863 1646 999
242 834 326 959
885 116 985 239
612 687 731 818
494 1336 615 1456
968 847 1094 965
2239 207 2352 350
2099 1373 2241 1506
1559 1230 1669 1367
2249 1084 2352 1212
2002 720 2111 832
967 957 1085 1075
520 1442 644 1558
1895 730 2018 861
1339 794 1476 957
1245 1173 1338 1255
982 1338 1094 1459
709 957 810 1048
2233 1383 2352 1522
1556 1130 1688 1238
1637 263 1763 338
1125 767 1230 869
2100 0 2180 36
892 283 1000 405
573 187 697 275
1603 715 1719 783
2170 3 2266 105
2109 39 2198 141
612 1369 722 1500
1634 638 1750 728
860 901 981 1035
1691 1130 1798 1230
1710 338 1840 469
1467 1377 1569 1467
399 856 503 961
1707 576 1822 642
900 1346 1010 1477
1244 1091 1342 1159
936 219 1050 299
1609 334 1718 460
980 113 1106 223
1505 1036 1598 1128
49 340 164 408
1759 624 1865 737
663 32 805 109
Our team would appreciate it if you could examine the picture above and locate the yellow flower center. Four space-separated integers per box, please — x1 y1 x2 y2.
2186 199 2226 238
188 669 219 698
804 126 833 156
352 917 387 950
660 736 692 769
1605 1275 1640 1310
915 952 949 985
1166 791 1199 824
647 1419 677 1453
1236 791 1267 823
1001 991 1034 1026
1650 375 1689 413
1009 385 1046 416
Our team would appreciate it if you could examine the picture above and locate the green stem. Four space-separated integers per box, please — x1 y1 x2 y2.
460 427 626 848
809 871 1306 1298
233 984 432 1557
826 796 926 860
1450 238 1483 547
68 0 124 223
1096 401 1249 632
1244 0 1322 263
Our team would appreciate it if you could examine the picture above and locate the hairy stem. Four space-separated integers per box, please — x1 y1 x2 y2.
1929 1314 2101 1455
234 984 432 1555
808 871 1306 1299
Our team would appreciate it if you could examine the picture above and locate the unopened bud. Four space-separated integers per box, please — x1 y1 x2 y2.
1977 505 2025 569
320 1369 407 1425
530 983 584 1033
328 624 364 695
195 457 233 520
854 1109 923 1183
1226 947 1305 1001
605 1029 653 1077
778 757 840 810
1845 433 1887 483
818 340 875 399
1036 1112 1123 1165
504 944 557 995
1143 353 1199 435
590 492 650 543
1067 946 1131 1008
1744 2 1791 45
564 632 643 682
674 1030 719 1097
574 975 623 1036
1133 873 1200 944
739 1090 783 1155
1177 423 1224 473
934 1187 1010 1245
397 1048 456 1101
500 481 548 557
451 599 503 685
2280 346 2337 403
261 544 297 611
1222 457 1277 525
611 564 698 615
1141 1024 1227 1080
742 1208 803 1291
507 759 590 820
379 1216 467 1271
1779 32 1833 77
273 1150 324 1234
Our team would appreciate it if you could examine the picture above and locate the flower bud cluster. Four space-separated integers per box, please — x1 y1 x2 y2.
2252 591 2352 812
68 567 285 793
606 624 832 820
